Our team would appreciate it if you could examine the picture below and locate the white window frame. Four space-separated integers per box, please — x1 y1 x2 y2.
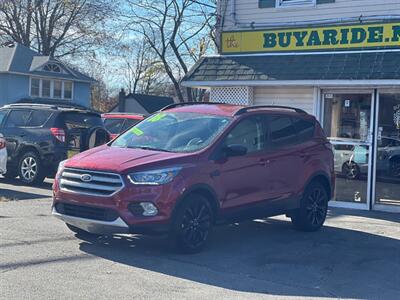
29 77 74 100
276 0 316 8
41 63 66 74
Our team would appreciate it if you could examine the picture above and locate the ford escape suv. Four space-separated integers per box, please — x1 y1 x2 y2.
0 102 110 185
52 103 334 253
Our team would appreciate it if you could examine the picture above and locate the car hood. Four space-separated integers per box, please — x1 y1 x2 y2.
64 145 195 173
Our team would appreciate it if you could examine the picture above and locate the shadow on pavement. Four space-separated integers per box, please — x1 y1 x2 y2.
0 177 53 190
79 217 400 299
0 188 50 200
327 207 400 223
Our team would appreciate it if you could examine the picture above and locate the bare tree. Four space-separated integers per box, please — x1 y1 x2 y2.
125 0 215 102
0 0 115 57
118 40 167 95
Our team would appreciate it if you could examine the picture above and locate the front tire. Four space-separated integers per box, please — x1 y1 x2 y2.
291 181 328 232
170 194 214 253
18 151 46 185
342 161 360 180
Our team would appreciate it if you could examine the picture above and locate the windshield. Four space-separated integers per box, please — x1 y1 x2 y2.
111 112 231 153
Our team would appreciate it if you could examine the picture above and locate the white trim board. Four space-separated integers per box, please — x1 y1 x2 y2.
182 80 400 88
206 48 400 58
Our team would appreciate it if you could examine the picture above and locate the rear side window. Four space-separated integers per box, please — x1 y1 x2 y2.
5 110 31 128
61 112 103 130
121 119 140 131
0 110 8 127
267 116 298 149
27 110 52 127
292 117 315 141
104 118 125 134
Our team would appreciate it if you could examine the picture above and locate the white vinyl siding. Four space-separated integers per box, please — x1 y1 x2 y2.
254 86 315 114
222 0 400 30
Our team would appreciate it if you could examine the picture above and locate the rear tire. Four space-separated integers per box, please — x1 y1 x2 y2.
66 224 102 239
18 151 46 185
170 194 214 254
291 181 328 232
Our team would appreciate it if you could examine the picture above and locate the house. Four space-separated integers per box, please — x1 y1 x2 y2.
182 0 400 213
112 89 174 115
0 42 95 108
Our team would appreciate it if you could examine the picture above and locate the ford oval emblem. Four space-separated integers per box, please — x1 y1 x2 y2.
81 174 92 182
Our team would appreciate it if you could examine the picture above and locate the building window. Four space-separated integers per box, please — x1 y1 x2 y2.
54 80 62 98
276 0 316 7
31 78 40 96
30 77 73 100
42 79 51 97
64 81 72 99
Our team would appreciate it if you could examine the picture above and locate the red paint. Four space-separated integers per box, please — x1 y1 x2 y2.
54 104 334 232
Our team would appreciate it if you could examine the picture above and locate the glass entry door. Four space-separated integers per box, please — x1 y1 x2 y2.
373 92 400 211
322 92 374 209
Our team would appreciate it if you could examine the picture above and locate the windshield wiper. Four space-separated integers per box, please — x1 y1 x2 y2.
130 146 172 152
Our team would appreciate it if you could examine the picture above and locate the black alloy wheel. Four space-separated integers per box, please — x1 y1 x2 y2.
172 194 213 253
342 161 360 180
291 181 328 232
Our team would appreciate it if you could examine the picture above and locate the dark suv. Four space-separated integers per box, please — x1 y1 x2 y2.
0 103 109 185
53 103 334 253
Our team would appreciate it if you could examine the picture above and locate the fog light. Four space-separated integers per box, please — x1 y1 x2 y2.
140 202 158 216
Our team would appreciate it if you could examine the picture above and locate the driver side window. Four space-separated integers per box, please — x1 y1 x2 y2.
224 116 265 154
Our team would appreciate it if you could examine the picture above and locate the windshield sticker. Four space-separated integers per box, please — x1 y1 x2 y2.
148 113 166 123
131 127 144 136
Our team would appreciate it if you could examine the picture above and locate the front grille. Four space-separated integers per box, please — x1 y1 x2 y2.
60 168 124 197
55 203 119 221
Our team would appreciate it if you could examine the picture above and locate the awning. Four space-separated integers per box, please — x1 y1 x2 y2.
182 50 400 87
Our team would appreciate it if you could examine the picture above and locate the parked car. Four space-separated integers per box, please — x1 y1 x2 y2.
329 138 369 180
376 136 400 177
53 103 335 253
330 136 400 179
102 113 145 139
0 133 7 175
0 103 110 185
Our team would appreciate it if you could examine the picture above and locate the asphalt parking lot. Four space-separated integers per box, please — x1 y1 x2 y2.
1 179 400 300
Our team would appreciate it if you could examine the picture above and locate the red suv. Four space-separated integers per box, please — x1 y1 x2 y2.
53 103 334 253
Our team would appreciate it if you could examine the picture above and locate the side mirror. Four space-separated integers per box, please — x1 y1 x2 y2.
223 144 248 157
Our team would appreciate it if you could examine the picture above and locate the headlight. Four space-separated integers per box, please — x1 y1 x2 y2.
56 160 67 177
128 167 182 185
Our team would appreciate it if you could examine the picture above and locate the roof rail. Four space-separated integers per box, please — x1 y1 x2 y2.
3 103 58 109
160 102 233 111
102 112 147 117
234 105 308 116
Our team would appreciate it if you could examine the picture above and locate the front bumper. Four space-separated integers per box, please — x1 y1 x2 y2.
52 207 129 234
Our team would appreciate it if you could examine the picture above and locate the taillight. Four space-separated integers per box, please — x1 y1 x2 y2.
0 138 5 149
50 128 66 143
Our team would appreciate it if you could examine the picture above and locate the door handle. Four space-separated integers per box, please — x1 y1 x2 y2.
258 158 269 166
210 170 220 178
299 151 308 158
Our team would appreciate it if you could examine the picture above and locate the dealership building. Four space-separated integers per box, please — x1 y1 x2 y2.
182 0 400 212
